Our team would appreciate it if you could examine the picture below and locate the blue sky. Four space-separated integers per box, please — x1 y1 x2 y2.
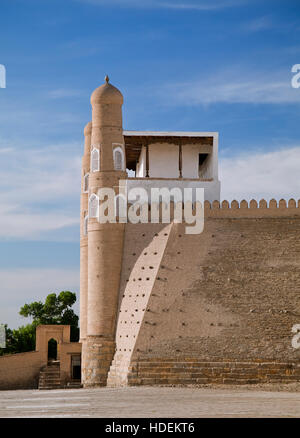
0 0 300 328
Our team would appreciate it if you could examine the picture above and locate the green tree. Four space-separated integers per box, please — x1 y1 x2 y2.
20 291 79 341
0 291 79 356
0 324 36 356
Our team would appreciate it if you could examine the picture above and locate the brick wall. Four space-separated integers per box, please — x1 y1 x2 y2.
110 199 300 385
107 222 172 386
0 351 43 390
128 359 300 385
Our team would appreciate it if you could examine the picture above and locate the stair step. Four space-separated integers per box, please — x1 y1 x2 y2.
38 363 62 390
39 386 62 390
66 381 82 389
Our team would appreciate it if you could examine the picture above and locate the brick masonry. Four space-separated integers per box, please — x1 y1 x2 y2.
128 359 300 385
107 200 300 386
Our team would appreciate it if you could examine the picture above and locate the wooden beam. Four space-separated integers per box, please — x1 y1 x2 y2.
179 139 182 178
145 141 149 177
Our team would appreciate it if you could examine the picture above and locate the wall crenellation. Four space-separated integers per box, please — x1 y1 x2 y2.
119 198 300 222
206 198 300 210
203 198 300 218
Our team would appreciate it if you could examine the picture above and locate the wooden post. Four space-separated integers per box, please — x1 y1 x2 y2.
179 139 182 178
146 140 149 177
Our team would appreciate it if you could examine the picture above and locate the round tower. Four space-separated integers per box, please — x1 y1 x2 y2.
82 76 127 387
80 121 92 345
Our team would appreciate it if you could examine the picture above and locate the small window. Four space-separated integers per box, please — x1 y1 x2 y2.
83 214 88 236
89 194 99 218
113 146 124 171
83 173 89 193
114 151 122 170
91 148 100 172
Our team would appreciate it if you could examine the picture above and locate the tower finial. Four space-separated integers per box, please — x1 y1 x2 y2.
105 75 109 84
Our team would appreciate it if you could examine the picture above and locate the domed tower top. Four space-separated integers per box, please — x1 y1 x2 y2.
90 75 123 105
84 121 92 135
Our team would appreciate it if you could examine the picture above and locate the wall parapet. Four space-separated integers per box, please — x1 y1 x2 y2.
112 198 300 222
204 198 300 218
0 350 38 359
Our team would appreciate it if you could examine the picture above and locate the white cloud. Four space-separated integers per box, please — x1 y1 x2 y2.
0 268 79 329
0 143 81 240
242 15 296 34
46 88 85 99
159 68 300 105
0 147 14 154
220 146 300 201
243 16 273 32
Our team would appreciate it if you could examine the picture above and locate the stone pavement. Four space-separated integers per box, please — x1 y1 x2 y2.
1 386 300 418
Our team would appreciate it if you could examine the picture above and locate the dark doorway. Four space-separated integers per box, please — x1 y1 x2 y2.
48 338 58 361
71 355 81 380
198 153 209 178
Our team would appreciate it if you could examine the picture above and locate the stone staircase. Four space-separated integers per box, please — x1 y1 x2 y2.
38 361 62 390
128 358 300 386
107 354 131 387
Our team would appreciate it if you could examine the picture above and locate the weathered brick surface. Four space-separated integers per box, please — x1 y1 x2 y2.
82 337 115 387
38 362 61 390
128 359 300 385
107 207 300 386
107 223 173 386
132 216 300 363
0 351 42 390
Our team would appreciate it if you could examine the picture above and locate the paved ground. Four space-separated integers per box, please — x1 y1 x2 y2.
1 386 300 417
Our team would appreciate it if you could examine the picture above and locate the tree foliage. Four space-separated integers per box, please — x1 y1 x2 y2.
0 291 79 356
20 291 78 327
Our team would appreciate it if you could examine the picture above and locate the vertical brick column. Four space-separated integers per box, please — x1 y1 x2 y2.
81 77 127 387
79 121 92 346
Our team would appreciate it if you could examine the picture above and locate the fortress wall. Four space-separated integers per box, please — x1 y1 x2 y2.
123 198 299 222
113 199 300 385
0 351 43 390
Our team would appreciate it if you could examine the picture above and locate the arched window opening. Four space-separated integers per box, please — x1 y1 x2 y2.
91 148 100 172
83 173 89 193
83 214 88 236
48 338 58 361
89 194 99 218
113 146 124 171
114 151 122 170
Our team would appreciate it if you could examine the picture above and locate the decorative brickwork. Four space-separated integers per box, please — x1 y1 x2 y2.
204 198 300 217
